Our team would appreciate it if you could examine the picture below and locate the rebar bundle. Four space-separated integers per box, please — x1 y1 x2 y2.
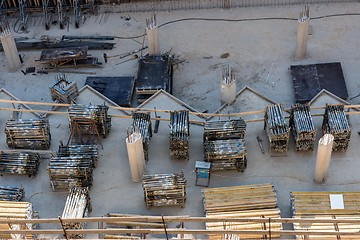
0 186 24 201
290 104 316 151
222 65 235 85
130 112 152 161
0 151 41 177
50 74 79 103
5 118 51 150
204 119 246 141
322 104 351 151
169 110 189 160
142 171 186 208
58 144 98 167
264 104 290 153
146 14 157 30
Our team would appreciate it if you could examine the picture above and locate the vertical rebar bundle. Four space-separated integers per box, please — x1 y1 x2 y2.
0 186 24 201
169 110 189 160
322 104 351 151
146 14 160 56
57 0 65 29
42 0 50 30
290 103 316 151
264 104 290 153
295 6 310 60
50 74 79 104
0 151 41 177
220 65 236 105
130 112 152 161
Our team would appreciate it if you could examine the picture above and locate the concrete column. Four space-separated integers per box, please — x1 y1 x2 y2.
0 26 21 72
220 65 236 105
146 15 160 56
314 134 334 183
295 6 310 60
126 132 145 182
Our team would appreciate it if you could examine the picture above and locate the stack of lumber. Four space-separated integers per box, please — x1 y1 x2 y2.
203 184 282 240
264 104 290 153
0 186 24 201
0 151 41 177
142 171 186 208
203 118 247 171
50 74 79 103
291 191 360 239
290 104 316 151
5 118 51 149
169 110 189 160
322 104 351 151
130 112 152 161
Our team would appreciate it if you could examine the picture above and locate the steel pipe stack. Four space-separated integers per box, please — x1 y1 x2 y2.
264 104 290 153
5 118 51 150
142 171 186 208
290 104 316 151
169 110 189 160
0 151 41 177
130 112 152 161
50 74 79 103
0 186 24 201
322 104 351 151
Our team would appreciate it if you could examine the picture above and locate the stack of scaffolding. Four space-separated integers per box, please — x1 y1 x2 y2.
322 104 351 151
264 104 290 153
203 184 282 240
130 112 152 161
5 118 51 149
142 171 186 208
0 151 41 177
290 104 316 151
203 118 247 171
0 186 24 201
169 110 189 160
61 187 91 239
57 144 98 167
50 74 79 103
291 191 360 239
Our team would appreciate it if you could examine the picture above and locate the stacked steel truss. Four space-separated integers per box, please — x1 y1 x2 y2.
169 110 189 160
0 186 24 201
0 151 41 177
130 112 152 161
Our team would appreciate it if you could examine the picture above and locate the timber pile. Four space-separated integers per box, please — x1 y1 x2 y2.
169 110 189 160
0 151 41 177
203 118 247 171
130 112 152 161
202 184 282 240
290 104 316 151
0 186 24 201
291 191 360 239
61 187 91 239
264 104 290 153
322 104 351 151
50 74 79 103
5 118 51 150
143 171 186 208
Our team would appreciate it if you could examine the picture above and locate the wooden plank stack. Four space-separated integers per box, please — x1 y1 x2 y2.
50 74 79 103
142 171 186 208
0 186 24 201
169 110 189 160
5 118 51 150
322 104 351 151
0 151 41 177
202 184 282 240
291 191 360 239
203 118 247 171
130 112 152 161
264 104 290 153
290 104 316 151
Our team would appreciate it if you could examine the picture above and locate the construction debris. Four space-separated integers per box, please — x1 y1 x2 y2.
50 74 79 103
169 110 189 160
322 104 351 151
5 118 51 150
130 112 152 161
0 151 41 177
142 171 186 208
264 104 290 153
290 103 316 151
0 186 24 201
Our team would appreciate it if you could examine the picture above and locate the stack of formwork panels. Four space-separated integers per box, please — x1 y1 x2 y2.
50 74 79 103
290 104 316 151
5 118 51 149
322 104 351 151
264 104 290 153
169 110 189 160
142 171 186 208
130 112 152 161
0 186 24 201
291 191 360 239
0 151 41 177
203 118 247 171
202 184 282 240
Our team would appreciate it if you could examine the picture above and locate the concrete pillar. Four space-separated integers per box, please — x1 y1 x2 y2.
0 26 21 72
220 65 236 105
126 132 145 182
146 15 160 56
314 134 334 183
295 6 310 60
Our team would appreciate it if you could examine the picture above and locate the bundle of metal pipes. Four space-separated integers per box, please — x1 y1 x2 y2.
5 118 51 150
130 112 152 161
0 151 41 177
61 187 91 239
290 104 316 151
142 171 186 208
0 186 24 201
322 104 351 151
58 144 98 167
50 74 79 104
264 104 290 153
169 110 189 160
203 119 246 141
